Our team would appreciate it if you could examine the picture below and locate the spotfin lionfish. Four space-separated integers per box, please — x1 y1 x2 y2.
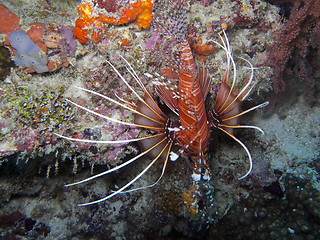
55 2 268 206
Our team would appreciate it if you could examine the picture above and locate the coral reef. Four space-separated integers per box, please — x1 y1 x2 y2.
0 0 319 239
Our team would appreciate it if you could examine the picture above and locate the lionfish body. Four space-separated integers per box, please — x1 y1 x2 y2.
175 39 211 181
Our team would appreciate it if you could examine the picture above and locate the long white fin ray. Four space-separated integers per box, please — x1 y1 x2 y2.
75 86 164 125
115 141 172 194
54 132 165 145
64 136 167 188
218 127 252 180
66 99 163 131
78 141 170 206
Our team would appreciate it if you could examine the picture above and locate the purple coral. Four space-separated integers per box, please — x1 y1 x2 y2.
145 31 164 51
59 26 77 57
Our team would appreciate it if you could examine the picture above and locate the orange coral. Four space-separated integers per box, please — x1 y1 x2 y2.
183 184 199 215
74 0 153 43
99 0 153 29
190 37 218 61
74 18 90 43
74 3 105 43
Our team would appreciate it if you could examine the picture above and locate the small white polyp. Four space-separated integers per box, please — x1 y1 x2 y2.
169 152 179 161
192 172 201 181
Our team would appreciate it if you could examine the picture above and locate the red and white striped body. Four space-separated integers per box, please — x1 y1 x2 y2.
176 39 211 181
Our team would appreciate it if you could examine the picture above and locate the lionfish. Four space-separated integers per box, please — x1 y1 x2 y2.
153 37 211 182
55 31 268 206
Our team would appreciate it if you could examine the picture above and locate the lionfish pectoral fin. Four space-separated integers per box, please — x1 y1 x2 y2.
215 40 258 117
54 55 174 206
148 72 179 116
106 58 167 123
113 141 172 194
214 31 258 117
78 140 171 206
221 101 269 122
62 133 167 187
218 127 252 180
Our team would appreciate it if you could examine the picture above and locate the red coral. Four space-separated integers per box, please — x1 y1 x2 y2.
268 0 320 92
0 4 20 36
26 23 47 52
